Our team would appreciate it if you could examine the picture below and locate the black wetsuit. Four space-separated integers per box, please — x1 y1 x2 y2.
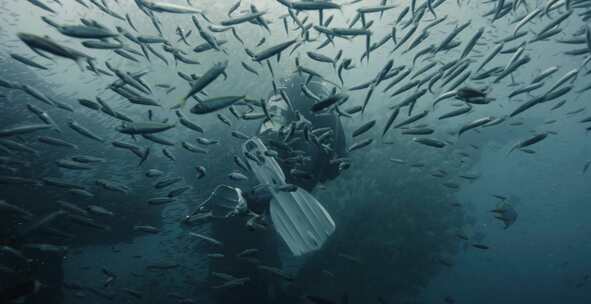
244 75 347 206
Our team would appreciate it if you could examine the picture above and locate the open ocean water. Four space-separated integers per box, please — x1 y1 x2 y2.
0 0 590 304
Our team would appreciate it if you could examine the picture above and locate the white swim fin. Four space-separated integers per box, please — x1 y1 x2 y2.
243 138 335 256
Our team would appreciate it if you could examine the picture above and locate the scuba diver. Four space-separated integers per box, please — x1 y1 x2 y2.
242 73 348 213
185 74 348 304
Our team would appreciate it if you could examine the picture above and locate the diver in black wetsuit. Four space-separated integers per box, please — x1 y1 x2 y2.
243 74 348 207
186 74 348 304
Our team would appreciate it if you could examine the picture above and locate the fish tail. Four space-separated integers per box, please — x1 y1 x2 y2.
173 97 187 109
507 145 517 156
41 16 60 28
75 58 86 72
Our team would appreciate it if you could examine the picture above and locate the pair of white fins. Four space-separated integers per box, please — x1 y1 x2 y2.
240 138 336 256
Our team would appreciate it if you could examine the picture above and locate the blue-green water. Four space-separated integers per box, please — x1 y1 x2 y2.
0 0 590 303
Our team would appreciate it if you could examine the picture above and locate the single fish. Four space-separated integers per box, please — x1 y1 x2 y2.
142 1 204 14
191 96 244 114
348 138 373 152
509 133 548 154
0 124 52 137
413 137 446 148
117 122 176 135
458 117 494 136
190 232 223 246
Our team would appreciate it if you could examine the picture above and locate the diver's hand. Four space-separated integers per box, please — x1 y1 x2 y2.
243 186 272 214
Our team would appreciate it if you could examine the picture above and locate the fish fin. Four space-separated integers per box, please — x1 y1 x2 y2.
75 58 88 72
507 143 518 156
